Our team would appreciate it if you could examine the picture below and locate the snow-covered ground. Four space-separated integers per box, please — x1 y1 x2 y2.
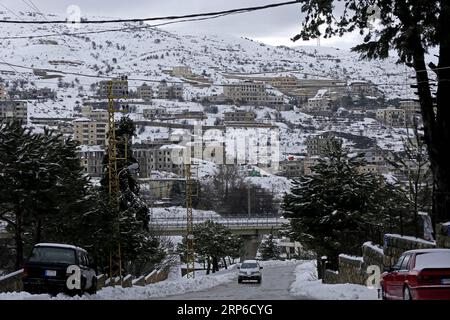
0 259 380 300
289 260 379 300
0 266 236 300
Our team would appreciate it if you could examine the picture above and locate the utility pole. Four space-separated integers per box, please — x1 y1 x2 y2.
185 163 195 278
248 186 251 218
107 76 128 286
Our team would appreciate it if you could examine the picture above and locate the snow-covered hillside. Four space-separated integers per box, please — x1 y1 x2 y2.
0 10 415 109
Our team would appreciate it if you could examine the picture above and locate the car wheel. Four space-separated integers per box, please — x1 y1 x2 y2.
257 278 261 284
238 278 242 284
381 285 387 300
87 277 97 295
403 286 412 300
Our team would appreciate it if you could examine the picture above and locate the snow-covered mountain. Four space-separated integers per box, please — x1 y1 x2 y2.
0 10 415 108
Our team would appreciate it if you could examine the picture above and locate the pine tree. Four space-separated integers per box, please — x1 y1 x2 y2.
0 121 92 269
282 140 407 270
178 220 242 274
291 0 450 223
259 233 280 261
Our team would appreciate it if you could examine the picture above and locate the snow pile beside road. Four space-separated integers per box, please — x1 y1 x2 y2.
88 272 235 300
0 270 236 300
258 259 302 267
289 261 378 300
0 292 50 300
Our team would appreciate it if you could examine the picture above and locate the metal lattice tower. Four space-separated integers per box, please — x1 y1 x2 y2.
185 163 195 278
107 76 128 286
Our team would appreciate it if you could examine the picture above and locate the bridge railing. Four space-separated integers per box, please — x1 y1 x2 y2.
149 216 288 230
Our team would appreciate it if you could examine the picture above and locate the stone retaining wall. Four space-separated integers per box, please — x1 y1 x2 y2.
362 242 384 271
323 269 340 284
322 233 442 285
337 254 365 285
0 262 175 293
0 269 23 293
383 234 436 267
436 223 450 248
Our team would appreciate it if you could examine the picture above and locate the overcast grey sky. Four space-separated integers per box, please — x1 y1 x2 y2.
1 0 363 49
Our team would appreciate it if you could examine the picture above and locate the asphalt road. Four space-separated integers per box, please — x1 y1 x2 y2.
162 263 307 300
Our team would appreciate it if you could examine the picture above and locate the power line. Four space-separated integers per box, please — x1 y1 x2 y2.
0 12 238 40
21 0 47 21
0 1 300 24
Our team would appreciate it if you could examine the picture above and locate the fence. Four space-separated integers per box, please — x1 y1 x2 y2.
150 216 287 230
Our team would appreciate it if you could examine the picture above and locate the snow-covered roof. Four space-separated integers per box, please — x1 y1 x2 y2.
384 234 436 245
348 80 369 85
72 117 92 122
338 254 364 262
160 144 185 150
405 248 450 254
362 241 384 254
315 89 328 98
241 259 258 264
35 243 86 252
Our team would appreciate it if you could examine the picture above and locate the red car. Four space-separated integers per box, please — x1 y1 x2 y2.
381 248 450 300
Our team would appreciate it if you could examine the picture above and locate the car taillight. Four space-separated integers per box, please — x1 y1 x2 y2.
418 271 440 285
418 274 430 283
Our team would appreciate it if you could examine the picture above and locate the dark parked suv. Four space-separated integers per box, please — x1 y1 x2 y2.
22 243 97 295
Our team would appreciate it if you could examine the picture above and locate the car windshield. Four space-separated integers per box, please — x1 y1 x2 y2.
414 252 450 270
28 247 76 264
241 263 258 269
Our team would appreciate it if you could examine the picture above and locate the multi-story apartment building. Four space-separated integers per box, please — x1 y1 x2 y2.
306 132 339 157
223 75 347 100
399 99 421 125
0 100 27 123
266 75 301 94
81 105 108 122
143 107 168 119
73 118 108 146
8 87 56 100
137 83 153 101
376 107 406 127
174 110 206 120
278 158 304 178
349 80 382 97
138 177 190 205
77 145 105 177
30 117 74 127
305 89 331 112
223 81 284 106
97 76 129 98
157 81 184 100
224 110 256 123
171 66 192 78
133 144 184 178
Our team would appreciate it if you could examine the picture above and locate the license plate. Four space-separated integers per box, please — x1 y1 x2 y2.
441 279 450 285
45 270 57 277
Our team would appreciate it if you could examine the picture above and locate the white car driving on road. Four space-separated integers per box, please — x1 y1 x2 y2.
237 260 263 284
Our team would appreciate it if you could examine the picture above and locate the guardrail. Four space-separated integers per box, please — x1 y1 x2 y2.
150 216 287 230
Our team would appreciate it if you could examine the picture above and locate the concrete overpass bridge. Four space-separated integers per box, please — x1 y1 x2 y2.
150 216 288 259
